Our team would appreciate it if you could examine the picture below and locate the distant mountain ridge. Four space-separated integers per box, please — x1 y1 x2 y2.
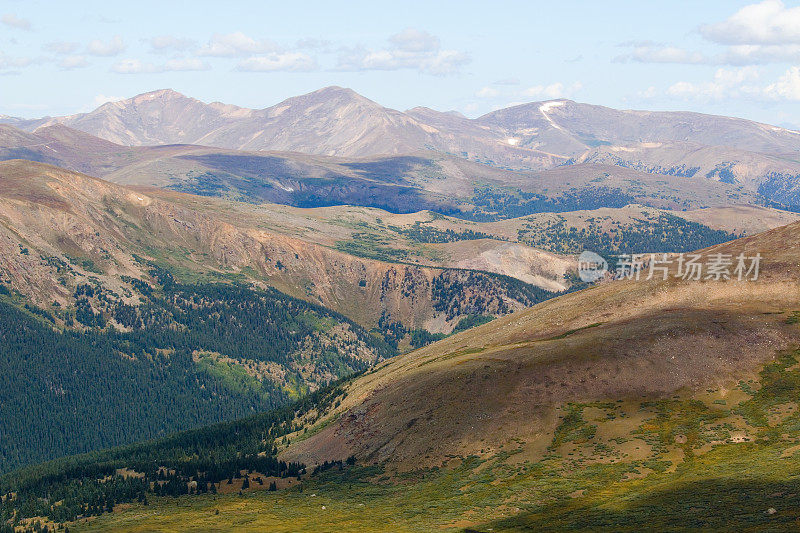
576 140 800 201
477 99 800 156
5 87 800 210
0 122 766 215
15 87 800 167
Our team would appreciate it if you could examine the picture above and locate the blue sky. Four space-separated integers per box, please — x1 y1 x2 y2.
3 0 800 127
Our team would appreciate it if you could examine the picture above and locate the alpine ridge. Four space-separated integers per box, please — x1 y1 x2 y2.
8 87 800 210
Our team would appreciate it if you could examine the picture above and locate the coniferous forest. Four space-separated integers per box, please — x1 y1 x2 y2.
0 280 393 475
0 382 347 527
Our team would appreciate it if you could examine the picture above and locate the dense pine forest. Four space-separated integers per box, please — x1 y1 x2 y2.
0 279 392 475
0 266 557 531
517 213 739 256
469 186 639 220
0 382 348 528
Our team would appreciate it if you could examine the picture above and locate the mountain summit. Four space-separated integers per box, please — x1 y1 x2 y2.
8 88 800 204
478 99 800 155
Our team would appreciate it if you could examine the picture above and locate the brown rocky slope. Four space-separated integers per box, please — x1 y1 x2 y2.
283 221 800 469
0 159 553 333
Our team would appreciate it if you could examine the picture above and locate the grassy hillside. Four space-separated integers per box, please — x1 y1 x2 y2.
284 220 800 470
179 200 797 293
61 395 800 532
2 221 800 531
8 330 800 531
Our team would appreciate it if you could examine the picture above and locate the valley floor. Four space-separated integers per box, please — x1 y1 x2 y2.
71 349 800 532
70 441 800 532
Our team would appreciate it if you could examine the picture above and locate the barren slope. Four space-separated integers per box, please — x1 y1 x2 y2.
0 160 554 332
283 221 800 469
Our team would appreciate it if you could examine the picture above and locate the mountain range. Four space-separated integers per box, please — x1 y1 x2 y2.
0 158 567 474
10 87 800 158
5 209 800 531
3 87 800 213
0 159 561 333
3 86 800 531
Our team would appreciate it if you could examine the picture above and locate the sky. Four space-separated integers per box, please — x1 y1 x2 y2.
4 0 800 127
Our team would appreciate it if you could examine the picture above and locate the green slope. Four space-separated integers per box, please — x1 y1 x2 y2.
0 279 392 474
6 350 800 531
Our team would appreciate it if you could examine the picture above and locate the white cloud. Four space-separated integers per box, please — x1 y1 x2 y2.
336 29 469 75
638 86 658 99
617 38 800 66
701 0 800 45
112 57 209 74
147 35 196 52
620 43 800 66
338 47 468 75
476 86 499 98
295 38 332 51
711 66 761 85
0 53 34 70
617 44 707 64
237 52 316 72
667 81 710 98
198 32 279 57
640 1 800 66
87 36 126 57
2 14 31 31
388 28 440 53
523 82 582 99
764 66 800 99
112 59 158 74
44 41 79 55
666 67 761 100
423 50 470 75
60 56 89 70
722 44 800 64
615 3 800 67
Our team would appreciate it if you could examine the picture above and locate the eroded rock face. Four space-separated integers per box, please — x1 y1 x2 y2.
0 160 547 333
